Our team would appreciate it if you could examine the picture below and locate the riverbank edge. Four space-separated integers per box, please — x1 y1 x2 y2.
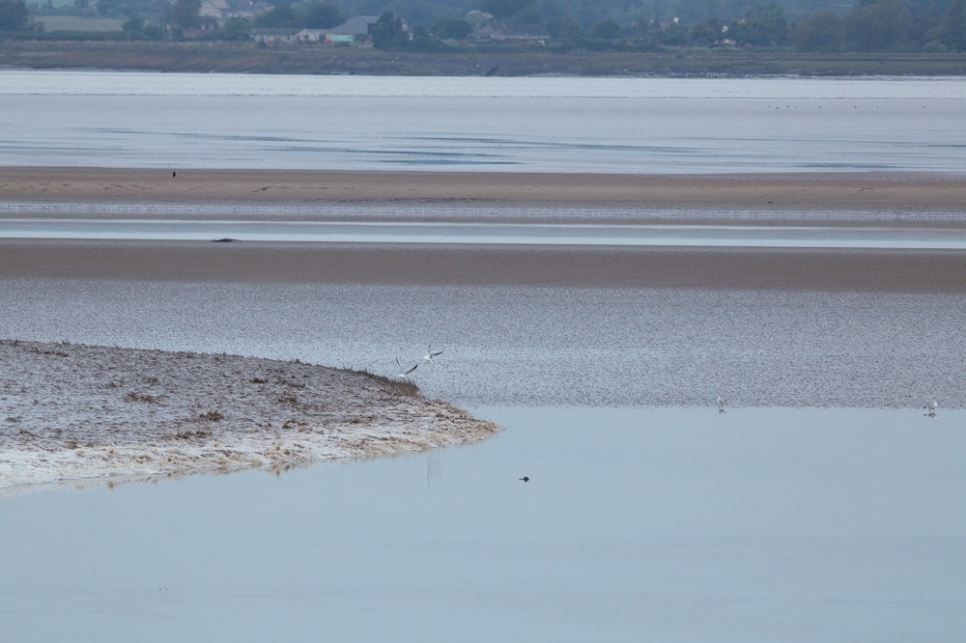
2 43 966 76
0 339 500 495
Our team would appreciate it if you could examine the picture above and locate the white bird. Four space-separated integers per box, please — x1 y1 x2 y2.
717 396 726 414
423 344 443 364
395 357 418 379
926 400 939 411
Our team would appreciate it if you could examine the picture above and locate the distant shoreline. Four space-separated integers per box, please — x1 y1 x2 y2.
1 42 965 76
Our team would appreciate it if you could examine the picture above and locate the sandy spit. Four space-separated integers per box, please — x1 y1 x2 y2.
0 339 499 494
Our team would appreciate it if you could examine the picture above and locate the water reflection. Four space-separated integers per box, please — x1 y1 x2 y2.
1 407 963 641
4 217 966 249
3 73 965 173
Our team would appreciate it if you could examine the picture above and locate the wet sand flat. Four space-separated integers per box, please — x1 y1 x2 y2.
3 167 965 410
3 167 966 215
2 240 965 294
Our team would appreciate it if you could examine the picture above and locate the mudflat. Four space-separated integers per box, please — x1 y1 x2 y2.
3 167 966 215
2 167 966 293
2 240 965 294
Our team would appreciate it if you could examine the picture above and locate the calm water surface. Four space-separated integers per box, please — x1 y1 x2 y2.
1 407 964 642
1 276 964 638
4 218 966 248
1 71 965 173
2 71 965 640
1 279 964 408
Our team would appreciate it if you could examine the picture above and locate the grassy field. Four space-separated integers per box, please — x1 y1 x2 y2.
36 16 124 32
1 40 965 76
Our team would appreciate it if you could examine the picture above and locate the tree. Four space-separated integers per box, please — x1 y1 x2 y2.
299 1 343 29
96 0 124 16
941 0 966 51
656 19 689 45
691 17 723 44
844 0 911 51
222 16 252 39
431 17 472 39
171 0 200 29
544 15 582 40
590 17 622 39
370 11 408 49
730 4 787 46
0 0 29 30
122 14 145 36
791 9 843 51
253 4 296 28
482 0 537 21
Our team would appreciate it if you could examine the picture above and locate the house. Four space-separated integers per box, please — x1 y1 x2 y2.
229 0 271 22
325 33 355 44
295 28 325 44
327 15 381 38
199 0 229 24
300 29 360 45
252 16 384 46
251 28 300 44
471 23 550 44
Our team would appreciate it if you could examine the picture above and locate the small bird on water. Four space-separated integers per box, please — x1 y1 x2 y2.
519 476 530 482
717 396 726 414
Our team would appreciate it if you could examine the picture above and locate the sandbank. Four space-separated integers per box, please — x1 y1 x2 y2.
1 239 964 294
3 167 966 218
0 340 498 494
3 167 965 293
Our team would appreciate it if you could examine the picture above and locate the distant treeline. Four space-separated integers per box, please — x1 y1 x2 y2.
5 0 966 53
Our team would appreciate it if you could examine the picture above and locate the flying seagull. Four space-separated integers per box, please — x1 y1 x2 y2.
423 344 443 364
395 357 418 379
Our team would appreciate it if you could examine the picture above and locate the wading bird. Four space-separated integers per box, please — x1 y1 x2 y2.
423 344 443 364
396 358 418 379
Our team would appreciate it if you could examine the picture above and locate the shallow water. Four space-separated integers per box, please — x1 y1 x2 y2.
2 70 965 639
1 406 964 641
2 71 965 173
4 217 966 249
1 279 963 408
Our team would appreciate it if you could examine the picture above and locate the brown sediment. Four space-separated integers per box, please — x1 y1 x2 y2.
2 167 966 292
1 240 965 294
2 167 966 214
